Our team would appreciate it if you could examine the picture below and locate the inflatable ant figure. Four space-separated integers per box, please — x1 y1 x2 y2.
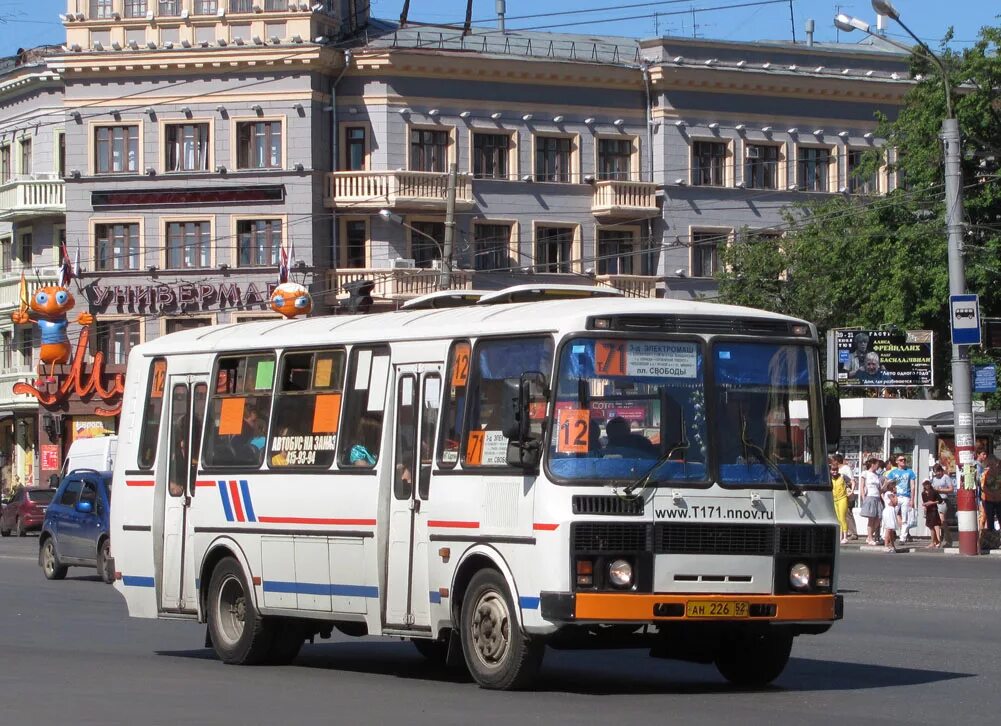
11 282 93 377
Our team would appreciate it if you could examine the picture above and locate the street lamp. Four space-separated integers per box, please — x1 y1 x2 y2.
837 0 976 553
378 209 449 287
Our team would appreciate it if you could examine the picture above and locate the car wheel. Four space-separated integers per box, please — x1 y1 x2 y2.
207 557 273 665
97 538 114 584
15 517 25 537
41 539 68 581
459 569 544 690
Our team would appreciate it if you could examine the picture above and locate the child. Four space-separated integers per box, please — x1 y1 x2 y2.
921 479 943 548
881 483 899 552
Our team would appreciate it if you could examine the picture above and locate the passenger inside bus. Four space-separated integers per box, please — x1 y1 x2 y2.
349 414 381 467
603 416 657 458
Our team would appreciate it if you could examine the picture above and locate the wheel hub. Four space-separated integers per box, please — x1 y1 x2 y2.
471 591 510 667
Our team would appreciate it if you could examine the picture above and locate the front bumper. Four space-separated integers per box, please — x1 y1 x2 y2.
542 592 843 623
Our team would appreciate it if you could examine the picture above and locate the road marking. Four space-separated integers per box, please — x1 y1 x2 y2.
0 554 39 562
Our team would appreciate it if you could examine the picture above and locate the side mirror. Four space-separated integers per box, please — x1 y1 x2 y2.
505 371 549 471
823 383 842 448
76 500 93 514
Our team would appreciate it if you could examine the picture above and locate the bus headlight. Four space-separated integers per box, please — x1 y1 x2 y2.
608 559 633 588
789 563 811 590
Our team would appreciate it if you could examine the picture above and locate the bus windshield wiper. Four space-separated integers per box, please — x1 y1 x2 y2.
622 425 690 498
739 412 803 498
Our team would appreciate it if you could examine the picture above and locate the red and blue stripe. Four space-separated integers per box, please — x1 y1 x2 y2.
217 480 257 523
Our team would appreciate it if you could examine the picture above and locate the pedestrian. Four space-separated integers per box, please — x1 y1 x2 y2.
977 445 1001 552
930 463 955 546
834 453 859 540
859 458 883 546
881 483 899 552
885 454 917 543
921 480 943 548
830 457 851 544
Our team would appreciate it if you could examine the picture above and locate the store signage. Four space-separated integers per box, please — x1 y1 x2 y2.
835 328 934 387
13 327 125 416
89 281 277 312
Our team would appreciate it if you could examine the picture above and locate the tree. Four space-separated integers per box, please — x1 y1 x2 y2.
719 25 1001 399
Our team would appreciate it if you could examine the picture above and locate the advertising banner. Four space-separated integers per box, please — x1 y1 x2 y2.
835 329 933 387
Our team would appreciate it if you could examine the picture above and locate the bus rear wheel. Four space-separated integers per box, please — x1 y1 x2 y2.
207 557 273 665
459 569 543 690
714 629 793 688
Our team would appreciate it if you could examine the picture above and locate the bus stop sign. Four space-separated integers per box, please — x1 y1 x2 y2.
950 294 981 345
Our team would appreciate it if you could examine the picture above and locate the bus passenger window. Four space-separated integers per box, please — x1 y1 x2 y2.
138 358 167 470
337 346 390 469
269 349 345 469
437 341 469 469
461 337 553 467
202 354 275 468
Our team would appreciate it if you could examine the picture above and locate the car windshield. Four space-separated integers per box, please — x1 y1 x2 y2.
547 337 709 483
28 490 55 504
713 341 826 487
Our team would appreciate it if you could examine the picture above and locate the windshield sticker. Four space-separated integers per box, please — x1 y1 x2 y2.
465 430 508 466
595 341 627 376
557 408 590 453
626 342 698 378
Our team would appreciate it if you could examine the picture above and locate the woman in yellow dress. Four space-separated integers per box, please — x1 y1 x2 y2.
830 456 850 544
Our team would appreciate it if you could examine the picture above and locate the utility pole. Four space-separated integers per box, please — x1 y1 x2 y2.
439 162 458 290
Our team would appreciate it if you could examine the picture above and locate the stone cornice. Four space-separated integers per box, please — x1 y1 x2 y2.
0 66 63 98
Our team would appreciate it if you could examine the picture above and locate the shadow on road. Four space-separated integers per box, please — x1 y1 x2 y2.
154 640 974 694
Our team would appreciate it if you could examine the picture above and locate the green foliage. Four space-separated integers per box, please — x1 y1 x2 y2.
718 23 1001 400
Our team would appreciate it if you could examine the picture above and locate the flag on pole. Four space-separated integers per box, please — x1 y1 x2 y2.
278 243 289 284
58 241 74 288
73 244 81 279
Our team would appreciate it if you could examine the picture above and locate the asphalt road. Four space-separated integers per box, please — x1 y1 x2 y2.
0 537 997 725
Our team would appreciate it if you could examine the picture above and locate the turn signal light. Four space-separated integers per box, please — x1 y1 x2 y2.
576 560 593 575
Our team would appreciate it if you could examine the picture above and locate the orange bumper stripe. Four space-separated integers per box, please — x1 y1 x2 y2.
575 593 836 622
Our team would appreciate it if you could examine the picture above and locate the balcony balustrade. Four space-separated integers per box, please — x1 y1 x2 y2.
591 179 659 218
324 170 474 211
0 176 65 222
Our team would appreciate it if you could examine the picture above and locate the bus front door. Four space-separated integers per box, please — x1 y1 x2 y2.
385 364 442 630
159 376 208 614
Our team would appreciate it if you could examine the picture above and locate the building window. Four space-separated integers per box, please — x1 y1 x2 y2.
95 319 140 365
0 237 10 273
91 0 113 19
797 147 831 192
473 224 510 271
744 144 779 189
19 138 31 176
410 221 443 268
535 136 572 183
124 0 147 17
0 145 10 183
193 0 216 12
472 133 509 180
410 129 448 173
535 226 573 273
165 123 210 173
95 126 139 174
16 232 31 264
237 121 282 169
691 140 726 186
1 331 11 369
158 0 181 15
229 0 253 12
166 318 212 334
691 231 722 278
847 149 877 195
57 133 66 178
263 0 285 9
16 327 33 368
344 127 366 171
597 229 643 275
343 220 367 268
237 219 282 267
598 138 632 180
166 221 211 269
95 223 140 271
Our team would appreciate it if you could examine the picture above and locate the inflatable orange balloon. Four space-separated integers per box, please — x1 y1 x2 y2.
270 282 312 319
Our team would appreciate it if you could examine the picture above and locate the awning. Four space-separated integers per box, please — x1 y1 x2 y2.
921 410 1001 433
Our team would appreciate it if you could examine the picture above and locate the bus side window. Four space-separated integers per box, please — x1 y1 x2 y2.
202 354 275 468
269 349 345 469
437 340 469 469
337 346 390 469
138 358 167 470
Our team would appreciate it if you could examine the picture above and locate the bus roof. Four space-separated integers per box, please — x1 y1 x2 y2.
136 296 814 358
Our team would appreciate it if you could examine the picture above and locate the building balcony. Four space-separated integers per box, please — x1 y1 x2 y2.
593 274 658 298
0 367 42 409
323 171 475 211
0 176 66 222
325 266 474 304
0 270 60 311
591 179 659 218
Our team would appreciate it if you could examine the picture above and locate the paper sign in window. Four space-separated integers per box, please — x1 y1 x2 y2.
466 430 485 466
625 341 698 378
557 408 590 454
595 341 627 377
312 393 341 434
151 360 167 399
451 343 471 387
255 360 275 390
314 356 333 388
219 397 246 435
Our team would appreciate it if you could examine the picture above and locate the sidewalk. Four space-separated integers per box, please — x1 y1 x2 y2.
840 531 1001 556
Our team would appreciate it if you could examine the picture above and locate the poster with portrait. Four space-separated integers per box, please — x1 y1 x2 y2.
834 329 933 387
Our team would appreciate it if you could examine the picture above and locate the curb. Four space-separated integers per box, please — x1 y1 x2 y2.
848 543 1001 556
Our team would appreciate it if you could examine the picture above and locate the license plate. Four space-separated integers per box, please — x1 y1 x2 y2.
685 600 749 618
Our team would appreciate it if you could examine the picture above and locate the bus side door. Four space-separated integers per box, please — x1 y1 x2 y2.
160 376 207 614
385 364 442 630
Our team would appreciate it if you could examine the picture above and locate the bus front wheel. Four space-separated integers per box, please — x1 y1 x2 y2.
714 629 793 688
207 557 273 665
459 569 543 690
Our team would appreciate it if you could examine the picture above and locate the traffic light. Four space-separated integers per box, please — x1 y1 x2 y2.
341 279 374 314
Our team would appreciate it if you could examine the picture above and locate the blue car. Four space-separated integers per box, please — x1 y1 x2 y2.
39 469 113 584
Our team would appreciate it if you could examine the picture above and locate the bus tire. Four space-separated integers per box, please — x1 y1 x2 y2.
459 569 543 690
714 629 793 688
207 557 273 665
264 619 305 665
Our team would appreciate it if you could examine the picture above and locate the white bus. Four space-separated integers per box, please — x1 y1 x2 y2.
109 286 843 690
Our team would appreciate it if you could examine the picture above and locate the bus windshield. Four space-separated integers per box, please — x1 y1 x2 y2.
546 337 826 487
